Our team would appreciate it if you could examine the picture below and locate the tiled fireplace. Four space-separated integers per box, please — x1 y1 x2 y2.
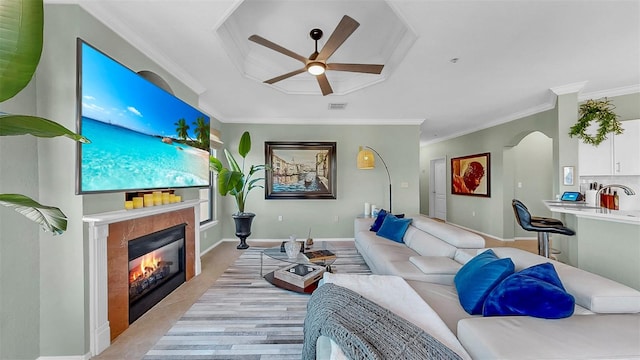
128 223 186 324
83 200 202 356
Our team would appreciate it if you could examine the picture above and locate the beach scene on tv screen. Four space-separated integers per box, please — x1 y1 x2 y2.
79 42 210 192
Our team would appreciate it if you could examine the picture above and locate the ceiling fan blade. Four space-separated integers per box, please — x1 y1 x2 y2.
317 15 360 61
316 73 333 96
327 63 384 74
248 35 307 63
264 68 307 84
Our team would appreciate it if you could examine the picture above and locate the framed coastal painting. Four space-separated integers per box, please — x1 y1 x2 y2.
264 141 337 199
451 152 490 197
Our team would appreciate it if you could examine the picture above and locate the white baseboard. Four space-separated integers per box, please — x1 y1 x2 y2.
200 239 226 255
38 353 91 360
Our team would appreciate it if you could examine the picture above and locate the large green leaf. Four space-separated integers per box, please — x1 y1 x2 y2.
238 131 251 158
0 114 90 142
223 148 242 173
217 168 242 196
0 194 67 235
0 0 43 102
209 155 223 172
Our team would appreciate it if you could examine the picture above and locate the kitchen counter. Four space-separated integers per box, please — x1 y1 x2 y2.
543 200 640 225
541 200 640 291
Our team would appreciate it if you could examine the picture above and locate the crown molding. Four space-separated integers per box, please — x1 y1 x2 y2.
550 81 588 96
421 101 556 147
220 117 424 126
579 84 640 101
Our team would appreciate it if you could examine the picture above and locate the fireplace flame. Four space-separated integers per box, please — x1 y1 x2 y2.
129 251 161 283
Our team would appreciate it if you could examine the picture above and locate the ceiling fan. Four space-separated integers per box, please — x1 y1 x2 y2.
248 15 384 96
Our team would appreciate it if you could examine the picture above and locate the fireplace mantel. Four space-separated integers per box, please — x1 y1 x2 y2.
83 200 203 356
83 199 203 225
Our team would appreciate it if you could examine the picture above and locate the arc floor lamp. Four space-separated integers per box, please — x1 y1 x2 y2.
357 146 392 213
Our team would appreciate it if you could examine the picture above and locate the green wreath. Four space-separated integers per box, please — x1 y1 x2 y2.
569 98 623 146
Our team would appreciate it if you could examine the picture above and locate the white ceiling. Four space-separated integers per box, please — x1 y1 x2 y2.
51 0 640 145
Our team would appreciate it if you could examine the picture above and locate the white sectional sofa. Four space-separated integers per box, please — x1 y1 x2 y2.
354 214 485 284
306 215 640 359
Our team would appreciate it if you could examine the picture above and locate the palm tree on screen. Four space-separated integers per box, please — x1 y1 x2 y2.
174 118 190 141
193 116 209 149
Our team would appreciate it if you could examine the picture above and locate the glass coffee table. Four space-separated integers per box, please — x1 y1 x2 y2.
261 242 337 294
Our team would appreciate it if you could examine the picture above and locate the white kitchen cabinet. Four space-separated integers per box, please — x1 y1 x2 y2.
613 119 640 175
579 119 640 176
579 135 613 175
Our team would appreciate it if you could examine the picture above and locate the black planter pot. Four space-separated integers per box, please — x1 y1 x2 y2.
232 212 255 250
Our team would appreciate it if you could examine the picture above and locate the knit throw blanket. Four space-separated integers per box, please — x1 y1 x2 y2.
302 283 463 360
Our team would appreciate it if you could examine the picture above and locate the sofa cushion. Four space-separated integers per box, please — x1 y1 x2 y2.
457 314 640 360
407 280 476 335
322 273 472 360
489 247 640 314
409 256 462 275
402 226 459 257
386 261 458 284
409 215 485 249
483 263 575 319
369 209 388 232
376 215 412 243
454 249 515 314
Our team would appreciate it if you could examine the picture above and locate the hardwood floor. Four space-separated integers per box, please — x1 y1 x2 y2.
91 235 538 359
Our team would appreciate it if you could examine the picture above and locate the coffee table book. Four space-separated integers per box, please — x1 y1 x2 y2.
274 263 325 288
302 249 336 262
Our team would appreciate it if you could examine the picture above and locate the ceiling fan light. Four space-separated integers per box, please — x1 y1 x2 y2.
307 62 326 75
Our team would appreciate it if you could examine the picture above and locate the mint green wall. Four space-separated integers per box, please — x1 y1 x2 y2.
557 92 580 196
577 218 640 290
420 109 557 239
0 81 41 358
420 92 639 240
607 93 640 120
511 132 553 238
217 123 421 240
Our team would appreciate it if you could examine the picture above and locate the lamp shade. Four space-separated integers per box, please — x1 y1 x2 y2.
357 147 375 169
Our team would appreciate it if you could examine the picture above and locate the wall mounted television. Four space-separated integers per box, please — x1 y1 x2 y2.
76 38 211 194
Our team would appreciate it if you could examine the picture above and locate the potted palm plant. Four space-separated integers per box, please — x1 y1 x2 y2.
210 131 266 249
0 0 89 235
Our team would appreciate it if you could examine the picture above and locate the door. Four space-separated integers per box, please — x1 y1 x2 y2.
430 158 447 221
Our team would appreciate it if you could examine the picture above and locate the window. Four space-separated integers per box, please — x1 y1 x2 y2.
199 167 214 224
200 130 223 225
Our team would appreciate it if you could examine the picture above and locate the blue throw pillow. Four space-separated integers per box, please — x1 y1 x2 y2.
454 249 515 315
369 209 388 232
483 263 575 319
376 214 412 243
